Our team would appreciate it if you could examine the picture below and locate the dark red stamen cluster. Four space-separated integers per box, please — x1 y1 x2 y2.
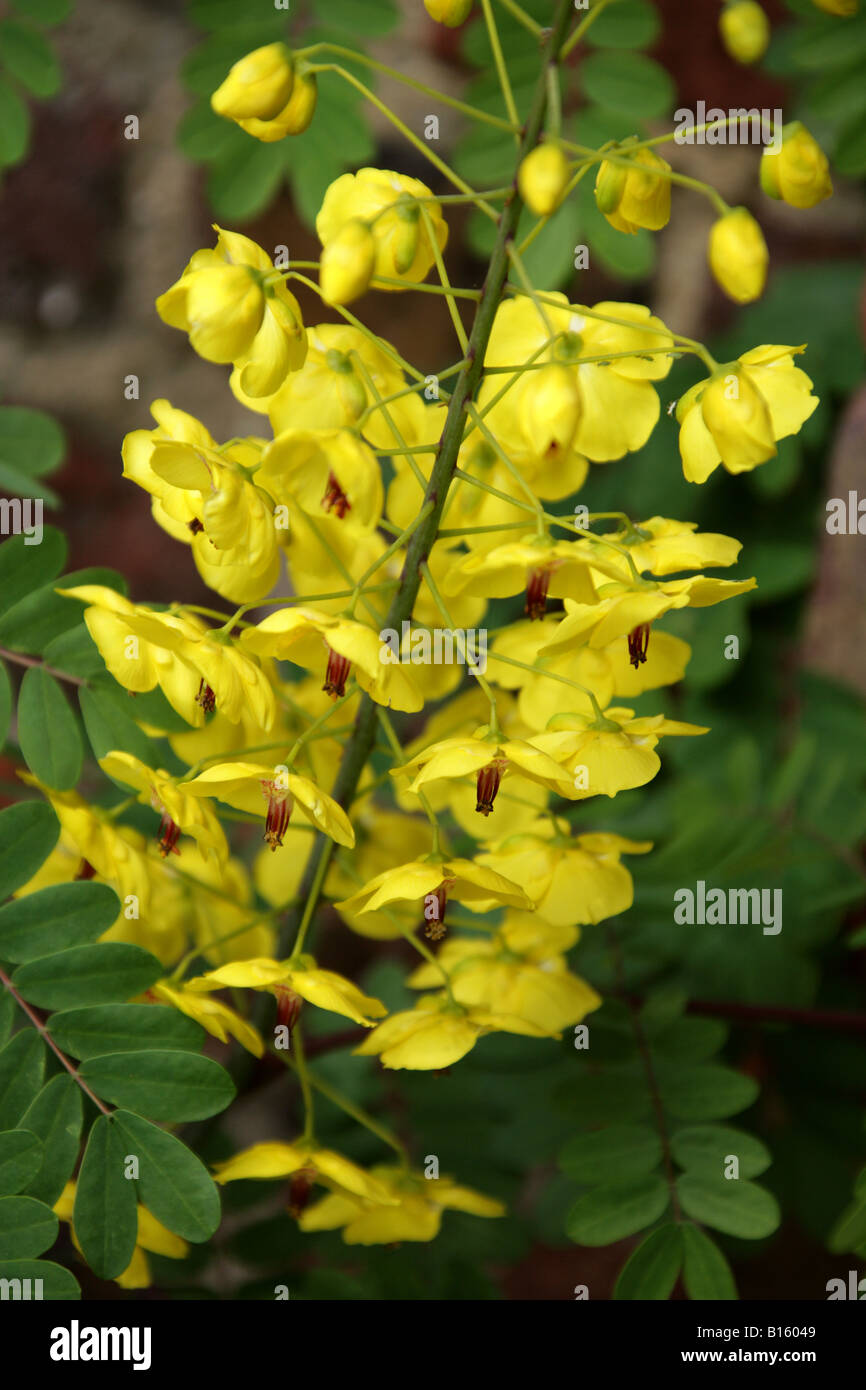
274 986 303 1035
188 518 204 535
75 859 97 881
423 884 449 942
627 623 651 669
525 567 551 621
476 762 504 817
158 814 181 858
287 1167 317 1218
323 647 351 699
321 470 352 518
196 679 216 713
264 787 292 850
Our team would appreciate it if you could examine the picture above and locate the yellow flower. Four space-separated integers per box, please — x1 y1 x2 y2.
156 226 306 396
532 707 707 798
236 65 318 142
211 1141 398 1214
240 606 423 712
394 726 575 819
257 428 383 531
424 0 474 24
211 43 295 122
594 145 672 233
719 2 770 64
320 219 378 305
317 169 448 289
518 142 571 216
478 827 653 926
441 534 612 619
354 992 555 1070
99 751 228 864
322 811 432 940
181 762 355 850
152 980 264 1057
590 516 743 577
483 294 674 463
407 912 600 1031
187 956 385 1028
54 1181 188 1290
300 1166 503 1244
760 122 832 208
57 585 208 726
336 854 532 941
708 207 768 303
677 346 819 482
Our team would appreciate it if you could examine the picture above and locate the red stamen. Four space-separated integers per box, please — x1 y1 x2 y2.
525 567 551 620
287 1167 317 1218
75 859 97 881
188 518 204 535
323 646 351 699
196 679 216 714
627 623 651 669
262 782 293 851
158 814 181 857
321 470 352 518
422 883 450 942
274 986 302 1035
476 760 506 817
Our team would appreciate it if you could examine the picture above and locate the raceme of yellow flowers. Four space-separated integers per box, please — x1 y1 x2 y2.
21 4 833 1270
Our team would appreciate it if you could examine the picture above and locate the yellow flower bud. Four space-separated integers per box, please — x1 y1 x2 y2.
182 265 265 363
424 0 474 25
594 147 671 234
719 2 770 65
811 0 857 14
518 143 571 217
238 67 318 142
699 366 776 471
391 206 421 275
518 364 582 459
211 43 294 123
760 122 833 209
320 220 377 306
708 207 768 304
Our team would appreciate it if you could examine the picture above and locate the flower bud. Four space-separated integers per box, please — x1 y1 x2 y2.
594 147 671 233
760 122 833 208
424 0 474 25
211 43 294 123
518 364 582 458
181 265 265 363
238 67 318 142
708 207 768 303
391 205 421 275
320 220 376 306
700 366 776 471
719 2 770 65
518 143 571 216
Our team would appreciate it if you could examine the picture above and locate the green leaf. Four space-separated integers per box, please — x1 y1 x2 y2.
681 1222 738 1300
17 667 82 790
177 98 250 164
0 993 12 1047
0 881 119 963
0 406 64 477
0 801 59 901
113 1110 221 1242
0 661 11 746
187 0 287 31
20 1074 82 1205
566 1174 669 1246
657 1064 759 1121
588 0 660 48
676 1175 781 1240
578 180 656 280
206 138 286 222
0 1130 42 1195
313 0 399 36
834 111 866 176
79 1051 236 1122
12 942 163 1010
0 1195 58 1258
580 52 675 121
0 1257 79 1297
0 526 66 617
0 459 60 505
828 1198 866 1254
671 1125 772 1180
565 1066 652 1124
11 0 71 24
78 685 160 769
49 1004 205 1060
0 19 61 96
0 75 29 165
0 1032 45 1129
559 1124 663 1183
42 625 107 681
613 1224 682 1300
73 1115 138 1280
